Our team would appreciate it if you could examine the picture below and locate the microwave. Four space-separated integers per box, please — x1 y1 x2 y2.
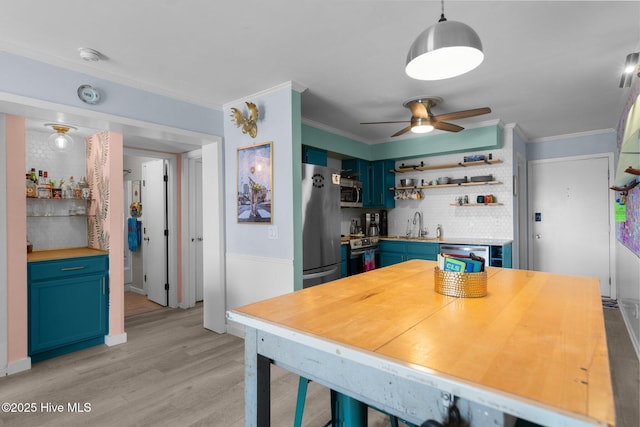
340 178 363 207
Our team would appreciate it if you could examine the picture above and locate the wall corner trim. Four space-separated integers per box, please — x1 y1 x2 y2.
7 357 31 375
105 333 127 347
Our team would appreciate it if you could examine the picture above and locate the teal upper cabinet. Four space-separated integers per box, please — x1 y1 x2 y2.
302 145 327 166
342 158 394 209
368 160 395 209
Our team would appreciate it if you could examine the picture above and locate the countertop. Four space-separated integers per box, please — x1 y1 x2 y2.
230 260 614 426
27 247 108 262
341 235 512 246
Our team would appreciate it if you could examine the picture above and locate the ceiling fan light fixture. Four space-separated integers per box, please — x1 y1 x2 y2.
405 1 483 81
411 125 434 134
45 123 76 152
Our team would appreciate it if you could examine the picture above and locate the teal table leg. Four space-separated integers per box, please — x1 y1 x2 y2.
334 392 367 427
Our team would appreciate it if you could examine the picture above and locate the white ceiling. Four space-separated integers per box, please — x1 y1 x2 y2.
0 1 639 150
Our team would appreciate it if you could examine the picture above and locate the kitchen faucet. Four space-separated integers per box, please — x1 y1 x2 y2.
412 211 427 237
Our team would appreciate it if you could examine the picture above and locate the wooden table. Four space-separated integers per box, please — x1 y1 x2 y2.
228 260 614 427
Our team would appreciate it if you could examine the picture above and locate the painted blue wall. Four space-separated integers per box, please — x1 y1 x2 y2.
0 51 224 136
224 87 295 259
526 130 617 161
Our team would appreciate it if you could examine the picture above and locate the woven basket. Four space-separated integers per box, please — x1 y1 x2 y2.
434 267 487 298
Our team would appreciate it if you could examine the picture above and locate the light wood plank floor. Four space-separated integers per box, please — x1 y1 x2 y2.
0 304 636 427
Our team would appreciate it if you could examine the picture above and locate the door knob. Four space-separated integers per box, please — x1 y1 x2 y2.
197 237 203 241
535 234 542 239
143 237 150 242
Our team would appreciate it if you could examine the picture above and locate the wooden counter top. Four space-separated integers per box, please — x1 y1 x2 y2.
231 260 614 426
27 247 108 262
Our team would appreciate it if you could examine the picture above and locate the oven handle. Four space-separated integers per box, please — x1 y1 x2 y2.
350 247 378 257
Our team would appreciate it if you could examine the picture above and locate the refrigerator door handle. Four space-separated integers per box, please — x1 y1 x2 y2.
302 267 339 280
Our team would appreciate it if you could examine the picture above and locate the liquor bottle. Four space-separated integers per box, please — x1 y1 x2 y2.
43 171 52 199
37 170 47 198
26 173 37 198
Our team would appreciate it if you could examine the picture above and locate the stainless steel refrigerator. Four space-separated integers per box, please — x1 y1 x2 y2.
302 163 341 288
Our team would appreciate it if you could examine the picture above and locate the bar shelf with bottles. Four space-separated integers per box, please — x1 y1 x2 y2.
26 169 92 217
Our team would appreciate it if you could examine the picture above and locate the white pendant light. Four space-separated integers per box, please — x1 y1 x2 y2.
406 0 484 81
45 123 76 152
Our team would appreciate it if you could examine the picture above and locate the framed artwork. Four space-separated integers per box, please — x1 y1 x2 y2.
237 141 273 223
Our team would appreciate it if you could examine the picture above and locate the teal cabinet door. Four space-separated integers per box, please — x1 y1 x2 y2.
302 145 328 166
28 255 109 362
380 240 439 266
406 242 439 261
369 160 395 209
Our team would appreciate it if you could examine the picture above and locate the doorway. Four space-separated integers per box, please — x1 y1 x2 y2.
123 151 177 311
528 154 615 297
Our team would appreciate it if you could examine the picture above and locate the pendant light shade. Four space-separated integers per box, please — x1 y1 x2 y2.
45 124 76 152
405 2 483 81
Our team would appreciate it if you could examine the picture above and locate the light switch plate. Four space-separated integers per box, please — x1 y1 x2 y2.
268 226 278 239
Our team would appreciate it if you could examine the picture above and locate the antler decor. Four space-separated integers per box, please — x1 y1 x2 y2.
230 102 259 138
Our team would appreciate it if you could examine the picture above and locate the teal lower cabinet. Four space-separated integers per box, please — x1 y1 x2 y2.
28 254 109 362
379 240 439 267
341 244 348 277
490 243 512 268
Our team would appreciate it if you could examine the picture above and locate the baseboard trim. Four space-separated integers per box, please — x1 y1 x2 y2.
7 357 31 375
619 299 640 361
105 333 127 347
225 320 245 339
126 286 145 296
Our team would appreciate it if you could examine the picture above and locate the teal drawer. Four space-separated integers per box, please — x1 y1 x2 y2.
379 240 406 254
29 255 109 282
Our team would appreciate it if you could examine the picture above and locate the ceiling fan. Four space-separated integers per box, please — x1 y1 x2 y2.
361 96 491 137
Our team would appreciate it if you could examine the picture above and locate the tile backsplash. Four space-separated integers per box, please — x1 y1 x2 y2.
337 135 514 241
26 130 88 250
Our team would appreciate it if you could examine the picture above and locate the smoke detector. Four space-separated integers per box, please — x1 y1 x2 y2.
78 47 102 62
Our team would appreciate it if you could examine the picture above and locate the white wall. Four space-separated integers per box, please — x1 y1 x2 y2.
223 84 298 333
388 132 514 241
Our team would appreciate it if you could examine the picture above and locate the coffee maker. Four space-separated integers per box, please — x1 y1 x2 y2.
362 212 380 236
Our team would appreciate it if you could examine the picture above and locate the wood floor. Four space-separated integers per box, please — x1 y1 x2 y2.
124 291 164 317
0 304 637 427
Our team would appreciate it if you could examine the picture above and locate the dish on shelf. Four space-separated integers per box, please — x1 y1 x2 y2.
470 175 493 182
437 177 450 184
450 177 468 184
400 178 417 187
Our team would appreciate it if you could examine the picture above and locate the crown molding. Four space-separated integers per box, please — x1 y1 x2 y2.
223 81 307 109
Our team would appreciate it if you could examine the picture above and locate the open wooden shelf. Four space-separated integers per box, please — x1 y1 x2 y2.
391 159 502 173
449 203 504 206
390 180 502 191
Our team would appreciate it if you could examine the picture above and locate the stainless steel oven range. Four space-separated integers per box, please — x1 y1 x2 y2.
347 236 379 275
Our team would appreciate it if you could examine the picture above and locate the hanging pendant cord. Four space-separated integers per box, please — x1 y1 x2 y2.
439 0 447 22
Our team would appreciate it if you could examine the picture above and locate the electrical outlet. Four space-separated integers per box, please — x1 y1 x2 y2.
268 226 278 240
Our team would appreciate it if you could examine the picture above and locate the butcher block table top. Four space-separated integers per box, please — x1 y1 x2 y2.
231 260 614 426
27 247 108 262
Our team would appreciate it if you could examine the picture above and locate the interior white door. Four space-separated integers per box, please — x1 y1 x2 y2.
142 159 167 306
123 180 133 285
195 160 204 302
530 156 611 296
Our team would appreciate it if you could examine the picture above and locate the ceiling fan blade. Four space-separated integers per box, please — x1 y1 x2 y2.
360 120 411 125
407 101 429 119
391 125 413 137
433 121 464 132
434 107 491 122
